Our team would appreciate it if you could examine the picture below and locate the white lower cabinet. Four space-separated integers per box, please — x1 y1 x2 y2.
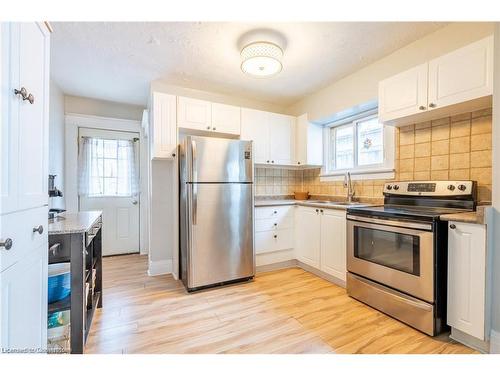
0 242 48 352
295 206 321 268
255 205 294 255
319 209 347 281
447 221 487 340
295 206 346 281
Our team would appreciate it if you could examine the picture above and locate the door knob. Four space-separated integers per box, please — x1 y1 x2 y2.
132 200 138 205
1 238 13 250
33 225 44 234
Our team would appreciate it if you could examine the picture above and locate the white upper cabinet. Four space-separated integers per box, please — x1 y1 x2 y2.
150 92 177 160
428 36 493 109
295 114 323 167
1 22 49 214
447 222 487 341
241 109 296 166
177 96 212 131
268 113 295 165
379 63 428 123
379 36 494 126
211 102 241 135
241 108 269 164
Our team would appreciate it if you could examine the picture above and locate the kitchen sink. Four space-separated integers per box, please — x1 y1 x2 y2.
307 200 364 206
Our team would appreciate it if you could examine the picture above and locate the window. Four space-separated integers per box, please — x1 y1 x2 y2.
78 137 139 197
324 111 394 179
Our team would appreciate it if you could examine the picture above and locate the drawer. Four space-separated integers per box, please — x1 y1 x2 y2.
255 229 293 254
1 206 48 272
255 205 293 220
255 215 293 232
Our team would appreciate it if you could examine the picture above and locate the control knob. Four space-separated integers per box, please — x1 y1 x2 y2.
386 185 393 190
393 185 399 191
447 184 455 191
457 184 467 191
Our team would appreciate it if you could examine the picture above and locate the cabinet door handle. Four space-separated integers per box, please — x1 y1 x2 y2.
449 224 456 229
33 225 44 235
0 238 13 250
49 243 61 256
14 87 34 104
418 105 426 110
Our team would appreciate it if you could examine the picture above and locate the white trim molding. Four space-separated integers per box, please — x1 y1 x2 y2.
148 259 173 276
490 330 500 354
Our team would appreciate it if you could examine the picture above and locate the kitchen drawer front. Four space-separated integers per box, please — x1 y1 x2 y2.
1 206 48 272
255 205 293 221
255 215 293 232
255 229 293 254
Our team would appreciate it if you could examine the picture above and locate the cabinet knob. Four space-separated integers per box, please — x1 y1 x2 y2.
297 161 301 165
273 223 277 226
0 238 13 250
429 103 436 108
271 160 274 164
213 127 216 131
320 209 324 213
171 153 176 157
450 224 456 229
418 105 426 110
33 225 44 235
315 209 319 213
267 160 270 163
206 126 211 130
14 87 34 104
273 211 277 214
273 234 277 239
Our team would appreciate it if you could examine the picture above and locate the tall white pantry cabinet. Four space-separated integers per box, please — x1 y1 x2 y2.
0 22 51 352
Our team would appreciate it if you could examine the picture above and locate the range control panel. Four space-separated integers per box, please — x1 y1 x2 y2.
383 181 475 196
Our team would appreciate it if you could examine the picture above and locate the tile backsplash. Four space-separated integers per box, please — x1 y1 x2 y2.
255 108 492 203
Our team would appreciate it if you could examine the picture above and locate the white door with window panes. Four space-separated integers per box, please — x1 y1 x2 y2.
326 112 394 177
78 128 140 255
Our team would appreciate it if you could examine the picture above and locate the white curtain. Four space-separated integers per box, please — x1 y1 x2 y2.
78 137 139 197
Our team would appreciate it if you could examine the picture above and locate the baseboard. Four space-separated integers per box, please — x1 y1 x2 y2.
450 327 490 353
297 260 346 288
490 329 500 354
148 259 172 276
256 259 298 273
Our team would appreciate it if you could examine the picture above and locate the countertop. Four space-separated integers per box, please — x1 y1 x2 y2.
255 199 374 210
48 210 102 235
440 205 490 225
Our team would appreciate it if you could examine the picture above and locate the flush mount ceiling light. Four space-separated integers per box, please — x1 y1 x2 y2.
240 41 283 78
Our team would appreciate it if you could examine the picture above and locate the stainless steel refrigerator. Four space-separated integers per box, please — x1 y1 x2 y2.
179 135 255 292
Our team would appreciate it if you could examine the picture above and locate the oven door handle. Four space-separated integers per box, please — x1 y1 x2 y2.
346 214 433 231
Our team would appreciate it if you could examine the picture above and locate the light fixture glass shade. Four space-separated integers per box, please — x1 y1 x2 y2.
240 42 283 77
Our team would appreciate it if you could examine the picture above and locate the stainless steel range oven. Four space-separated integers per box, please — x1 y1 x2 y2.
346 180 476 336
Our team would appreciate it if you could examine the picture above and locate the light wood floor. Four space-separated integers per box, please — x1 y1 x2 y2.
85 254 476 354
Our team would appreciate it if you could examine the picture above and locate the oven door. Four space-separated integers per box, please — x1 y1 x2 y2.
347 215 434 303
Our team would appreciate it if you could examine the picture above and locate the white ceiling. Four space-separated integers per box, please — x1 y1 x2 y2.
51 22 447 107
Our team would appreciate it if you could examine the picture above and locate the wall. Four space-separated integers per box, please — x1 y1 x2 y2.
65 95 144 121
49 80 66 209
259 109 493 204
151 80 288 114
288 22 494 122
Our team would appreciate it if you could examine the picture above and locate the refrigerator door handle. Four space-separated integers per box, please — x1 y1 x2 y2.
191 139 198 225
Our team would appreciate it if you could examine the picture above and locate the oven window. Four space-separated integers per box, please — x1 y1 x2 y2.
354 227 420 276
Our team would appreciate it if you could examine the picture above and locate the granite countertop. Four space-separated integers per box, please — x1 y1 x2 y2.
48 211 102 235
255 198 374 210
440 205 490 225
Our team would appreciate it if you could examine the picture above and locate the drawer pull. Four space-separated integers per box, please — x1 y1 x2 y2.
1 238 13 250
33 225 44 235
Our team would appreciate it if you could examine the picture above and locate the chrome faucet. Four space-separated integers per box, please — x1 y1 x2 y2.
344 172 355 203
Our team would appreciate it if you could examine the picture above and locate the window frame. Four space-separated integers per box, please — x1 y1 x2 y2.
322 109 395 181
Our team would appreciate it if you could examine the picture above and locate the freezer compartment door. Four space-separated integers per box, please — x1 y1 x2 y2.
187 136 253 183
187 183 254 288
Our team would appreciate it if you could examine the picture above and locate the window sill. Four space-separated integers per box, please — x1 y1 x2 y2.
320 168 395 182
